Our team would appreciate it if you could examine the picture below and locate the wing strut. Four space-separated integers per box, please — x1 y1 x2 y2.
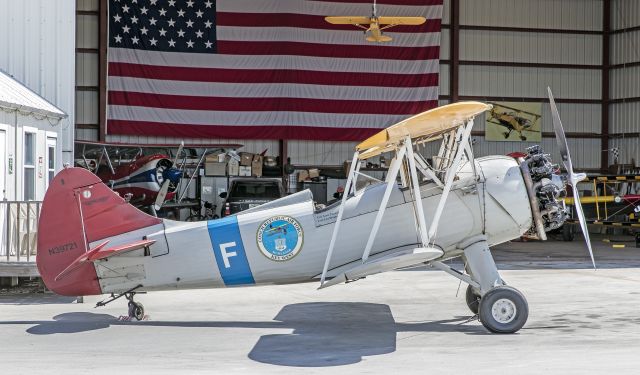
319 115 482 288
320 151 361 285
361 144 408 263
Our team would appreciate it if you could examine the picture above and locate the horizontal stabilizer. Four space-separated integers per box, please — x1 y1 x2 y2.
55 239 155 282
325 16 372 25
319 247 443 289
377 16 426 25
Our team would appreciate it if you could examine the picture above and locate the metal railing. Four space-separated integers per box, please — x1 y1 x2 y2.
0 201 42 263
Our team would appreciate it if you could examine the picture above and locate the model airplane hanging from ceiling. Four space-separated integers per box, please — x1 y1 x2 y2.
325 0 426 42
36 88 593 334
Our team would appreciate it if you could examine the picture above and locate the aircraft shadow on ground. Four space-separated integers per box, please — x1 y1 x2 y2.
3 302 488 367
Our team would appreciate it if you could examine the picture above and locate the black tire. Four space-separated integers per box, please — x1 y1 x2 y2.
185 214 203 222
562 224 574 242
133 302 145 321
478 286 528 334
127 301 145 321
465 284 481 314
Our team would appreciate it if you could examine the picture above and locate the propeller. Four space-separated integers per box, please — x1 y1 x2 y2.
547 87 595 269
154 141 184 211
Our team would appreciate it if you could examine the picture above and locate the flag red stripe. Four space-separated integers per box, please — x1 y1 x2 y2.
108 91 437 114
109 62 439 87
107 120 385 141
217 41 439 60
217 12 442 33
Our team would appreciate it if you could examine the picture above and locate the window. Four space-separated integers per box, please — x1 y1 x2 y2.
46 138 57 185
24 132 35 200
230 181 282 199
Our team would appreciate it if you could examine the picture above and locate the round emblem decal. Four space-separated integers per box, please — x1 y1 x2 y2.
256 216 304 261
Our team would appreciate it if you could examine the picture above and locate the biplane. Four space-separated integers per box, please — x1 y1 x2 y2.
325 0 426 43
74 141 241 210
37 89 592 334
487 102 542 141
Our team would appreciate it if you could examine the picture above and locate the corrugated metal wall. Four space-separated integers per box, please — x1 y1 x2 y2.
608 0 640 166
76 0 101 141
450 0 604 171
0 0 76 164
75 0 639 172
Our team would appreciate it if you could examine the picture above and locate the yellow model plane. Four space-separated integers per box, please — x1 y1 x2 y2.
487 103 542 141
325 1 425 42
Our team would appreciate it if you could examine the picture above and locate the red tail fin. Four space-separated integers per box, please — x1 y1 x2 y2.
37 167 161 296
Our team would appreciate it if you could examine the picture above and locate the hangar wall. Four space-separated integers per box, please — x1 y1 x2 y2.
75 0 101 142
75 0 638 172
0 0 76 166
608 0 640 168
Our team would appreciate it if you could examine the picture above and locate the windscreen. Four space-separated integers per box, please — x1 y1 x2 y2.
230 182 281 199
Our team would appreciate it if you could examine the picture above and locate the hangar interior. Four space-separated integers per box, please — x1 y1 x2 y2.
73 0 640 174
0 0 638 269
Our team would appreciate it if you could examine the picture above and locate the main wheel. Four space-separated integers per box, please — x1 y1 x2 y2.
128 301 145 321
478 286 528 333
465 285 481 314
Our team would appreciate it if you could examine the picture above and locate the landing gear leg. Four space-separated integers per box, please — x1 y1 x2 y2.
462 236 528 333
95 284 146 320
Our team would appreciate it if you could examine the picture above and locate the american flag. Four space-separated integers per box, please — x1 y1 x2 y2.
107 0 443 141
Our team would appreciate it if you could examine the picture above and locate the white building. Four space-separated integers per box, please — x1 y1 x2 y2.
0 70 67 201
0 0 75 271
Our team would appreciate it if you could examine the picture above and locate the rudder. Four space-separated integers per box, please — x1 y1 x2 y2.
37 167 161 296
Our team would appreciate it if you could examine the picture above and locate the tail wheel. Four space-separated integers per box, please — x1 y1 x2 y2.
465 285 481 314
128 301 145 321
478 286 528 333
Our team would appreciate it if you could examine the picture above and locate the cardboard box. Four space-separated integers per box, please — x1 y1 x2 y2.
205 152 226 163
227 158 239 176
308 168 320 179
251 155 264 177
205 161 227 176
298 170 309 182
239 165 252 176
240 152 254 166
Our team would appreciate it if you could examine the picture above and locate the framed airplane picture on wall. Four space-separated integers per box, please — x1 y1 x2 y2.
485 102 542 142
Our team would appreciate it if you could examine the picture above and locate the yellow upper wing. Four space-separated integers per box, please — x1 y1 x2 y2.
377 16 426 25
325 16 372 25
356 102 492 159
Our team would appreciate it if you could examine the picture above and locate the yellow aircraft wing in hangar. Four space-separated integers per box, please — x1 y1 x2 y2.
377 16 426 25
356 101 493 160
325 16 373 25
325 16 426 25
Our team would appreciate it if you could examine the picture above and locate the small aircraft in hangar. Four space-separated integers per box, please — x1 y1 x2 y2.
74 140 241 211
325 0 426 43
37 89 592 334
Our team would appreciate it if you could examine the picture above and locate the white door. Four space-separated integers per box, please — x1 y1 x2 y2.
46 137 57 189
